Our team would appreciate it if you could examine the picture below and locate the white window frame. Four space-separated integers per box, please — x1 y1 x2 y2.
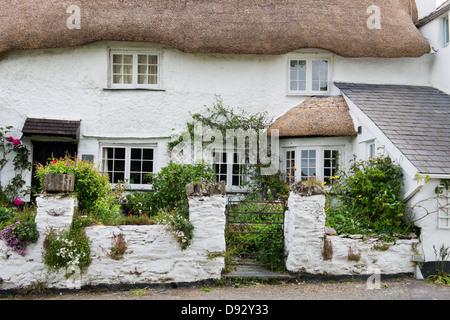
285 148 296 183
109 50 162 90
287 54 332 96
212 151 248 191
367 140 376 159
101 145 156 189
283 146 343 182
437 182 450 229
444 14 449 47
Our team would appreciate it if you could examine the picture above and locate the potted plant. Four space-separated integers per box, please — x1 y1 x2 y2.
38 158 75 193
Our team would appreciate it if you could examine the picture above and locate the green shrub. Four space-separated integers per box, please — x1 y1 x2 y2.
326 155 412 235
35 155 121 223
146 162 215 216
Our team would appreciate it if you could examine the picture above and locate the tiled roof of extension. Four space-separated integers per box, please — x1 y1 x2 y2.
335 83 450 175
22 118 80 139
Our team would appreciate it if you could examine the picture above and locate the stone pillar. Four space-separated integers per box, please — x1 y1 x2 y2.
284 193 326 273
35 194 77 233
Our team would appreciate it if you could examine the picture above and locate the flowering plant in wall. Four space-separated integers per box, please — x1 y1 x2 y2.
156 209 194 250
0 213 39 256
43 227 91 276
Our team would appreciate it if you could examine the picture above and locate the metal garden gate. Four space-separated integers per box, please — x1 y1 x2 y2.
225 196 287 271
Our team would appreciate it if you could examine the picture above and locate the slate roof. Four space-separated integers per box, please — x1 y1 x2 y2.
416 0 450 28
22 118 80 139
335 83 450 175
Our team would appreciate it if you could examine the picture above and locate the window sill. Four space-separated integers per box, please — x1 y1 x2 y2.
286 92 330 97
103 87 166 92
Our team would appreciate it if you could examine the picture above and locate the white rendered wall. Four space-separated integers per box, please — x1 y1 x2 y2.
0 42 433 191
419 14 450 94
284 193 422 275
0 194 226 291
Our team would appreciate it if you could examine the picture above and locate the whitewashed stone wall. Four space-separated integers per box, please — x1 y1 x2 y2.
284 193 423 276
0 194 226 291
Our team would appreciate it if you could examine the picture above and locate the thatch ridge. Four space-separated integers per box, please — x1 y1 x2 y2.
0 0 430 57
268 96 357 137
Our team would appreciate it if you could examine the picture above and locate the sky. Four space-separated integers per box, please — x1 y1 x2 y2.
437 0 447 7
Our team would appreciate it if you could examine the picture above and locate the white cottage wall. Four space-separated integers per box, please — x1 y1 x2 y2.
0 42 433 192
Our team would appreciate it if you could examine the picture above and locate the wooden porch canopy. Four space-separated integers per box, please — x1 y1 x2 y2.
22 118 81 139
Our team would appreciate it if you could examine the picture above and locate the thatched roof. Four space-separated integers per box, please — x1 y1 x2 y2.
268 96 357 137
0 0 430 57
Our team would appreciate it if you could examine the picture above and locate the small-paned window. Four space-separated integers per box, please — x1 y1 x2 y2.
110 52 160 89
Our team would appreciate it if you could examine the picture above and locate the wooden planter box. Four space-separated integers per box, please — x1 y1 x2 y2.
43 173 75 193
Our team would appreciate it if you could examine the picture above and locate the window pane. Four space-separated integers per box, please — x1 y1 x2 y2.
312 60 328 92
143 149 154 160
103 147 126 184
129 172 141 185
300 149 316 181
123 55 133 64
131 148 142 159
290 81 298 91
138 75 148 84
123 75 133 84
138 55 148 64
113 172 125 184
149 55 158 64
142 161 153 172
149 65 158 75
114 160 125 172
149 75 158 85
130 160 141 172
129 148 154 184
289 60 306 92
138 65 147 74
113 75 122 84
324 149 340 183
115 148 126 159
113 54 122 64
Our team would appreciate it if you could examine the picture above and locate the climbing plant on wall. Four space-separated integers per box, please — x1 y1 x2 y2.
0 126 32 204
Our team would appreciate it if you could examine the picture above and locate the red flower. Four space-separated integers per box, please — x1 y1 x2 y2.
52 160 57 164
7 136 14 142
12 139 21 146
14 198 22 206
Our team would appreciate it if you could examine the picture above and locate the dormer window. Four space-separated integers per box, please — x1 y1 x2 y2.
287 54 331 95
109 51 161 89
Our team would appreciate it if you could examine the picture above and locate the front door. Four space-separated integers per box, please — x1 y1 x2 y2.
31 141 78 198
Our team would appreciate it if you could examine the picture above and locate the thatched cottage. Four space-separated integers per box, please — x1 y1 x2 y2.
0 0 449 262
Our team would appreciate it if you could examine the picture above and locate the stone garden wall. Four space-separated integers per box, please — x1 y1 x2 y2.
284 193 423 276
0 186 424 292
0 191 226 291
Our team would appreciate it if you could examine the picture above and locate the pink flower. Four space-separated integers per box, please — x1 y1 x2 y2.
14 198 22 206
7 136 14 142
65 163 70 166
12 139 21 146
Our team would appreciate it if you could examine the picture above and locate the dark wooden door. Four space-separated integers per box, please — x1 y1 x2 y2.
31 141 78 196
